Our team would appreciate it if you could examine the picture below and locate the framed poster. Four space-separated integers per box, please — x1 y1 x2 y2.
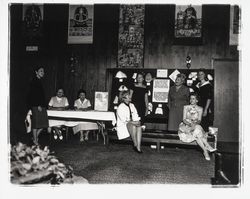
152 79 170 103
174 5 202 45
68 5 94 44
94 92 109 111
22 4 44 47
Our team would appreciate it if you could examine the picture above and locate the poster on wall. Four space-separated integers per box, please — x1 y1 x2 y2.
118 5 145 68
229 5 240 46
22 4 44 46
68 5 94 44
94 92 109 111
175 5 202 38
152 79 170 103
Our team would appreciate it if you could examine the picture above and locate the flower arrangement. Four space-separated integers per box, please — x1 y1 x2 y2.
11 142 86 184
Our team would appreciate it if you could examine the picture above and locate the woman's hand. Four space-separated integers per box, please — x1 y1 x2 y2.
130 121 141 126
203 109 208 117
38 106 42 112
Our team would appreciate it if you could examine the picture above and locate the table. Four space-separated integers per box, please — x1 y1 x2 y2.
47 110 116 144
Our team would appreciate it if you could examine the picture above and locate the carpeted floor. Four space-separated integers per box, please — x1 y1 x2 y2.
50 138 215 184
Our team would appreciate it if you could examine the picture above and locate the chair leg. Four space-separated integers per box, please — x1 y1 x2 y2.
65 127 69 142
157 141 160 152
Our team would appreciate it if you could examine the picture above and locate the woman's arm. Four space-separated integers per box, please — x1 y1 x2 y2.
195 107 203 124
144 92 149 116
203 99 211 117
129 89 134 99
182 106 191 126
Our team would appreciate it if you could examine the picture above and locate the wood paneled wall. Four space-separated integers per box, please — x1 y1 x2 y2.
9 4 239 143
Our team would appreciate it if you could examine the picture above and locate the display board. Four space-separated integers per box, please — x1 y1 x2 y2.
107 68 214 122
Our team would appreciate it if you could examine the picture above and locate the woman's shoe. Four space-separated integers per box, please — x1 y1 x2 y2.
203 152 210 161
136 148 143 154
84 134 89 141
208 148 217 153
206 145 217 153
137 150 143 154
133 146 137 152
58 130 63 140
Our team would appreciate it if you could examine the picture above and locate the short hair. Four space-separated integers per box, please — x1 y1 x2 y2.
34 65 44 72
77 89 86 97
137 72 145 78
56 87 64 92
198 68 208 81
190 92 200 101
120 90 130 103
176 73 186 83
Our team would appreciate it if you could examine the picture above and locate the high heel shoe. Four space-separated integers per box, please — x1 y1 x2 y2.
133 146 137 152
136 147 143 154
203 152 210 161
136 149 143 154
206 146 217 153
58 130 63 140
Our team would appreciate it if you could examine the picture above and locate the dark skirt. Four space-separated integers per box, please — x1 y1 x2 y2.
31 107 48 129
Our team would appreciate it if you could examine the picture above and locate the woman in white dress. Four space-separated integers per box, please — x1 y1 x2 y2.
178 93 216 160
73 89 98 142
116 90 143 153
48 88 69 140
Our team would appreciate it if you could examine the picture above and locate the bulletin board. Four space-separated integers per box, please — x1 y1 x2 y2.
106 68 214 122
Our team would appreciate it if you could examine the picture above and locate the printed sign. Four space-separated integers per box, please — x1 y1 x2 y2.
68 5 94 44
152 79 170 103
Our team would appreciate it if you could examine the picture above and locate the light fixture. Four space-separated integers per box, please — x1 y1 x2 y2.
186 55 191 69
115 71 127 82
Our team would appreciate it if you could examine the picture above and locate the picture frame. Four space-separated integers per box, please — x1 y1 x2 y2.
94 92 109 111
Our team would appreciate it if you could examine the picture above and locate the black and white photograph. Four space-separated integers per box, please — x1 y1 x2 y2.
0 0 249 198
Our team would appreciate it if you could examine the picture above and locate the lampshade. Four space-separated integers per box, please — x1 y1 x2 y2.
118 85 128 91
115 71 127 79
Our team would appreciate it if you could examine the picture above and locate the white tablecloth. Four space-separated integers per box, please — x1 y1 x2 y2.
47 110 116 127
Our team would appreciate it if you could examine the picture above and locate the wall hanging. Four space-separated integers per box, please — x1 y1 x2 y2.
22 4 44 51
118 5 145 68
68 5 94 44
174 5 203 45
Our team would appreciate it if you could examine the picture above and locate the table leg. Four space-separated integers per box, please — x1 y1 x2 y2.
98 122 106 145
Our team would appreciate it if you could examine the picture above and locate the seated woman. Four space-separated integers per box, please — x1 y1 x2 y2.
178 93 216 161
73 89 98 142
116 90 143 153
48 88 69 140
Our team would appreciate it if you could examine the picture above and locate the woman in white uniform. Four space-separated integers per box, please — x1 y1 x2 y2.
48 88 69 140
73 89 98 142
116 90 143 153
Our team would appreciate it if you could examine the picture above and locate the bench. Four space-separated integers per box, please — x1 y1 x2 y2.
105 129 218 152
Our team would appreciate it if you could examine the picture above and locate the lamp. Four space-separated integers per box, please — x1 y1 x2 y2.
186 55 191 69
115 71 127 82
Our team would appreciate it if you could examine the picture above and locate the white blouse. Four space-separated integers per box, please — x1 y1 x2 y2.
48 96 69 108
116 102 140 140
74 98 91 109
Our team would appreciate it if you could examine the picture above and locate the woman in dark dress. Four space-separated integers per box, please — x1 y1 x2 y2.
168 73 190 132
196 69 214 132
130 73 148 125
27 66 48 145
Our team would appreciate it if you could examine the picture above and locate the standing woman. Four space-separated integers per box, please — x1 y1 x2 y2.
196 69 213 132
130 73 148 125
168 73 190 132
27 66 48 145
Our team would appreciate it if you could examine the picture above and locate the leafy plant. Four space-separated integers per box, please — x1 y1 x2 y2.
11 142 74 184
